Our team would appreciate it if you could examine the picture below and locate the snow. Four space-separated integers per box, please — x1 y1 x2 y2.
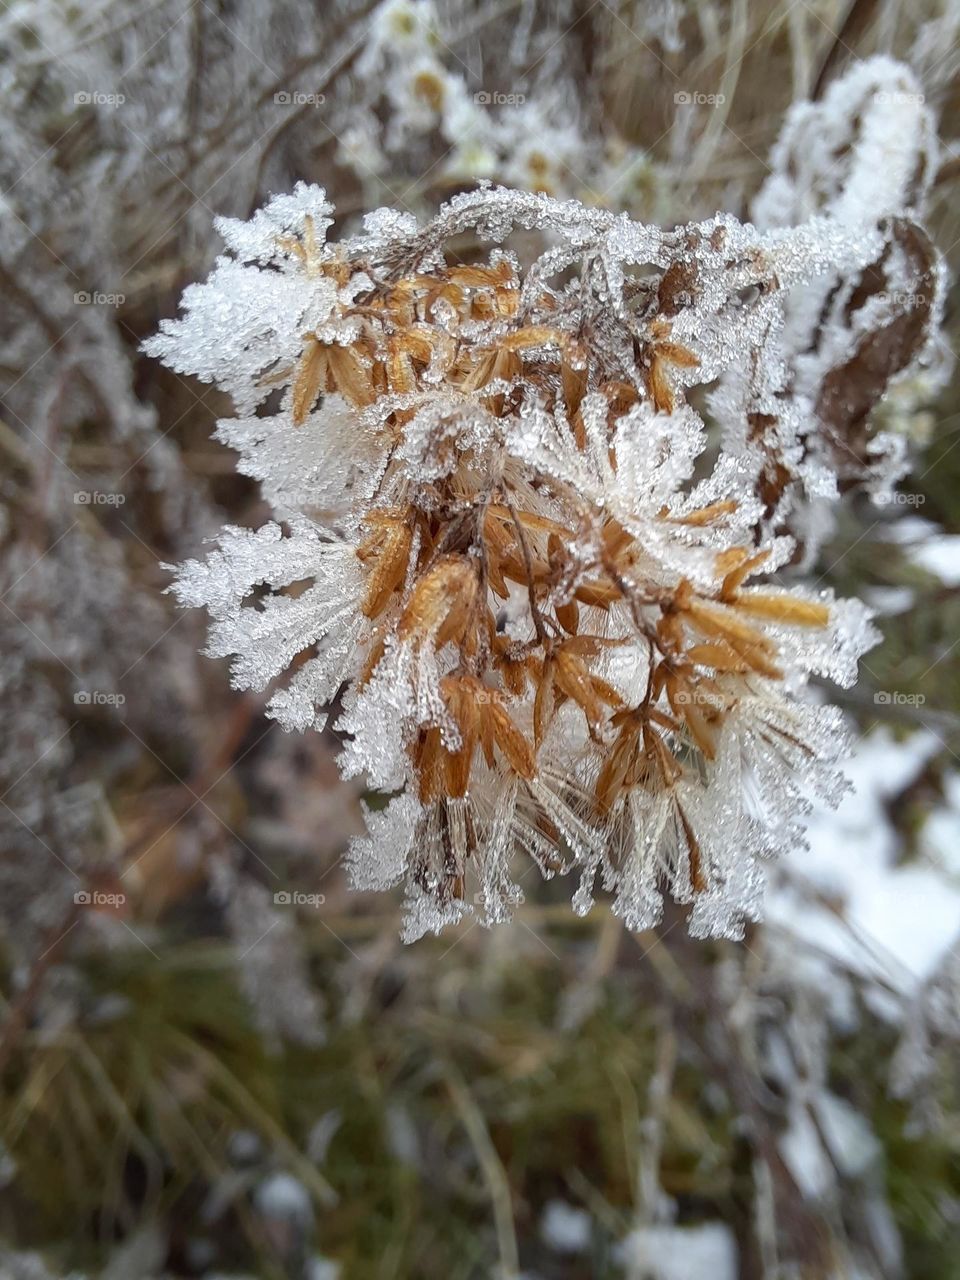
908 533 960 586
253 1172 313 1226
780 1102 835 1200
814 1090 882 1178
616 1222 737 1280
767 728 960 990
540 1199 592 1253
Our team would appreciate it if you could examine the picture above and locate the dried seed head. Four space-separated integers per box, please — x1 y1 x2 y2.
153 158 937 940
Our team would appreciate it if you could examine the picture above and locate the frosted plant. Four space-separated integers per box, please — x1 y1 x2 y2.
147 169 947 943
731 56 950 561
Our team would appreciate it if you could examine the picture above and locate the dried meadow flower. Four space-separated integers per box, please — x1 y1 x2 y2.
148 162 942 941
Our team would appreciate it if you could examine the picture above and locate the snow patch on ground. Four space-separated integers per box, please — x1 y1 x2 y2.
767 727 960 990
908 532 960 585
616 1222 737 1280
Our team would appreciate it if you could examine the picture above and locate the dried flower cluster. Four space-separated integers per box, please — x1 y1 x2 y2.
146 175 950 944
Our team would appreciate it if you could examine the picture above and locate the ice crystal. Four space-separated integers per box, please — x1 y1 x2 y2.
150 121 943 940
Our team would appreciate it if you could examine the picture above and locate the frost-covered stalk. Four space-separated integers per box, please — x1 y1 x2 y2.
148 173 941 942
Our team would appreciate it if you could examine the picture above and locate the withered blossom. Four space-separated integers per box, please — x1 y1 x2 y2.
148 171 942 941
